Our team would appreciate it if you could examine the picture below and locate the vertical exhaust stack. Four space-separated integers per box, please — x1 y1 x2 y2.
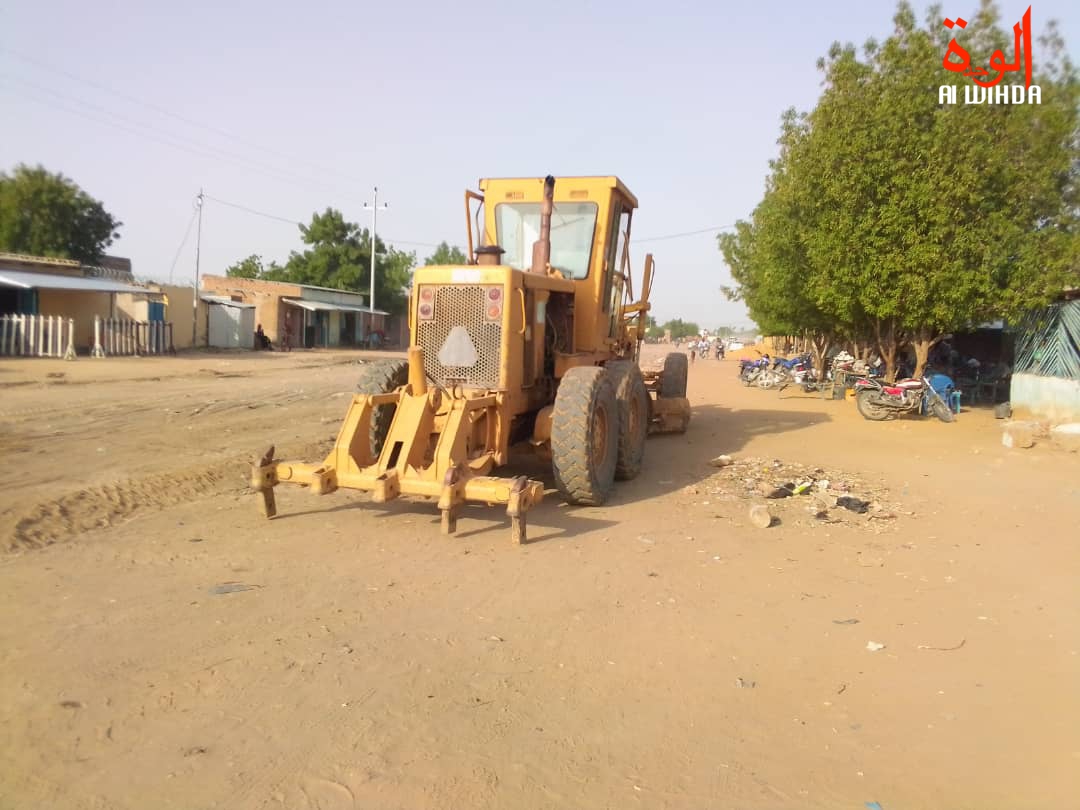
530 175 555 274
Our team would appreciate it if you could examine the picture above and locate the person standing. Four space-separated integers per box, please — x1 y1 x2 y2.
282 312 293 352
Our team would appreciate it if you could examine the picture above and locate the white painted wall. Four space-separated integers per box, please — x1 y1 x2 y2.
1011 373 1080 423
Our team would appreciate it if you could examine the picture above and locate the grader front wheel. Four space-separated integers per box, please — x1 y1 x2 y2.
552 366 619 506
661 352 688 398
356 359 409 456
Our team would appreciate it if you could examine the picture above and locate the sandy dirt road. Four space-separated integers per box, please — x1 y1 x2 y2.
1 347 1078 809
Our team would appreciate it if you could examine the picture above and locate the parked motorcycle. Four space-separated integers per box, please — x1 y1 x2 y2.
773 353 811 373
739 354 770 384
772 354 826 393
854 375 954 423
756 366 787 389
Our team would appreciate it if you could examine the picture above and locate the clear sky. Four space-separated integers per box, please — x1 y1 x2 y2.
2 0 1076 330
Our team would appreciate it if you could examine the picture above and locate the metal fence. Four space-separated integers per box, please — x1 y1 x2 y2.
0 314 77 359
92 317 176 357
1013 299 1080 380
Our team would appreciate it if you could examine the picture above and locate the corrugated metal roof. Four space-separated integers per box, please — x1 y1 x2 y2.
282 298 389 315
200 295 256 308
0 251 81 269
0 268 148 294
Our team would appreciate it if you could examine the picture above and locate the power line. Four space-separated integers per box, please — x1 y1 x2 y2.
167 202 200 284
202 193 442 249
0 77 361 199
5 52 740 252
203 194 302 226
382 238 443 248
0 48 367 187
635 224 737 243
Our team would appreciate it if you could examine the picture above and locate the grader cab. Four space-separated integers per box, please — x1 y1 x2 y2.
251 175 690 542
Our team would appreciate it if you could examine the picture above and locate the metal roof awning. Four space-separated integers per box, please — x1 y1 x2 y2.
0 268 148 294
282 298 389 316
200 295 256 308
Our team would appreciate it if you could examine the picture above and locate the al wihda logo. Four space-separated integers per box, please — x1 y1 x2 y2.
938 5 1041 104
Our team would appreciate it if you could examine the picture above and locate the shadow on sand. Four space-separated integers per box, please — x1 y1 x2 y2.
267 402 831 545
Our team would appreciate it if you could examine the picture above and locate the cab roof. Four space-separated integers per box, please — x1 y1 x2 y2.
478 176 638 209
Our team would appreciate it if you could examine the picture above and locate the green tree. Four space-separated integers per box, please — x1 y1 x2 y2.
224 209 416 314
226 254 267 278
721 1 1080 379
424 241 468 265
662 318 701 340
0 164 122 263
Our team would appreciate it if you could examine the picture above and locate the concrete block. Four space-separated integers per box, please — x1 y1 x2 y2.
1050 423 1080 453
1002 420 1038 449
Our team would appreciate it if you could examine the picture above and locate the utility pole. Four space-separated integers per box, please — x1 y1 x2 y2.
362 187 388 336
192 189 204 347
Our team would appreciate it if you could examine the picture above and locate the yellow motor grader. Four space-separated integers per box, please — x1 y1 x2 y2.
251 175 690 542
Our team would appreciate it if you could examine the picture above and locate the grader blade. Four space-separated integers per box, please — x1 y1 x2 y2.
648 397 691 434
251 348 545 543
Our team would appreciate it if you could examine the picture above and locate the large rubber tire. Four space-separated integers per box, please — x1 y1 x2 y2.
856 389 892 421
606 360 649 481
552 366 619 505
660 352 688 398
356 359 409 457
930 397 955 423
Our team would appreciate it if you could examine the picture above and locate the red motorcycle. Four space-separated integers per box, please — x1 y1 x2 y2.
853 376 954 423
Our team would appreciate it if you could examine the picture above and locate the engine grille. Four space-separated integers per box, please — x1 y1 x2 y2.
417 285 502 388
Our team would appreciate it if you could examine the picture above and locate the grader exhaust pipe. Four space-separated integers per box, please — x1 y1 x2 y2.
530 175 555 274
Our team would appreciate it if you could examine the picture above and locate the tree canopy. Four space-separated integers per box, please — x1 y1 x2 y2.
662 318 701 340
720 1 1080 378
225 254 271 279
225 208 416 314
424 241 467 266
0 164 122 264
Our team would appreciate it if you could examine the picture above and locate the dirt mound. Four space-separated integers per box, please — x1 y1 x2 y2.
679 455 906 530
6 441 332 552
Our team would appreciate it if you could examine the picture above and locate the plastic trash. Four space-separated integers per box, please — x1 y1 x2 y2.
766 483 796 499
836 496 870 514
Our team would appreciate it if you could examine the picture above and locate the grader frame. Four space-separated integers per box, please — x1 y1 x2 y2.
251 175 690 542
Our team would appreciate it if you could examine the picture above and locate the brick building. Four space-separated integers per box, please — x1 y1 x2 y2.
199 275 393 349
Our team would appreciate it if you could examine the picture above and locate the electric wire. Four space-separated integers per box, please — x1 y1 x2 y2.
5 65 735 253
0 78 361 199
202 194 442 249
167 204 200 284
1 48 367 186
203 194 301 226
635 224 737 242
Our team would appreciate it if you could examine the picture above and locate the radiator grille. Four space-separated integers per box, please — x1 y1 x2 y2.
417 285 502 388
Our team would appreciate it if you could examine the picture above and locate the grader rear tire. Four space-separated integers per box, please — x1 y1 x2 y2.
660 352 688 399
356 359 409 457
606 360 648 481
552 366 619 506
